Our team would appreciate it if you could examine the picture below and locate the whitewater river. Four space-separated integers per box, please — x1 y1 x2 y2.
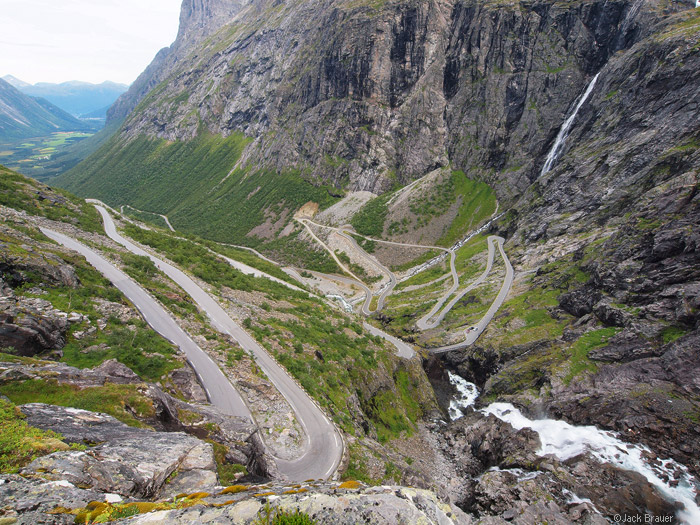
447 374 700 523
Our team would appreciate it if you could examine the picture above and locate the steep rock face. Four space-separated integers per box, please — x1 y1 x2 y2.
107 0 249 123
84 0 695 200
176 0 252 48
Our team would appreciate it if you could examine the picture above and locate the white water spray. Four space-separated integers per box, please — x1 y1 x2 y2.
446 374 700 521
447 371 479 420
484 403 700 524
326 294 353 312
540 72 600 176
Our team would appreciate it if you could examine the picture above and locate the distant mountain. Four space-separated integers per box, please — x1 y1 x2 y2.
80 104 113 120
3 76 128 118
2 74 30 89
0 78 95 140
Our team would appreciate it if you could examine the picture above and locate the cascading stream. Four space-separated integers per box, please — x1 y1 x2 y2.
446 374 700 523
540 72 600 176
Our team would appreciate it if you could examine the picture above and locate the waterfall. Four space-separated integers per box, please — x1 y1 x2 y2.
447 371 479 420
539 72 600 176
445 373 700 522
485 403 700 524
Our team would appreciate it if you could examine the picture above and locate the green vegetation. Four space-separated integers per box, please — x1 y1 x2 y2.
254 504 317 525
662 325 687 344
394 264 447 290
60 318 180 382
487 279 567 348
564 327 621 384
390 249 441 272
116 222 425 442
122 206 170 229
351 194 390 237
212 442 248 485
56 133 339 246
437 171 496 246
0 380 156 429
486 347 566 399
342 444 374 484
0 398 73 473
120 251 201 319
4 225 183 381
72 495 210 524
348 232 376 253
0 131 97 180
482 246 592 349
263 233 340 273
203 241 296 284
0 164 102 232
122 223 307 300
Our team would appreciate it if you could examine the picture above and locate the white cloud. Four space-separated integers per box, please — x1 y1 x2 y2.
0 0 181 84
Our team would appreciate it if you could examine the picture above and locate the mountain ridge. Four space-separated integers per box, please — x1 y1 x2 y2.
4 77 129 119
0 78 94 140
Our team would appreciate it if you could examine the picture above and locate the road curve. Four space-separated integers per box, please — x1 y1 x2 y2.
363 322 415 359
429 237 514 353
335 229 397 311
94 206 343 481
417 236 500 331
39 227 252 420
415 250 459 330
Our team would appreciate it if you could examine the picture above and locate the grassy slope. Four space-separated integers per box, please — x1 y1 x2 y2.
54 133 339 246
114 221 435 441
0 167 192 466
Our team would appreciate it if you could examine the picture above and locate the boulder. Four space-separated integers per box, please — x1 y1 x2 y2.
20 405 217 499
0 475 106 525
0 300 69 357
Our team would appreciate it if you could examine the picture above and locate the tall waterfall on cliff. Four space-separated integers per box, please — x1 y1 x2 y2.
540 72 601 176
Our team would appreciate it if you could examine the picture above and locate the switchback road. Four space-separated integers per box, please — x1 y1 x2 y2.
94 206 343 482
40 227 252 419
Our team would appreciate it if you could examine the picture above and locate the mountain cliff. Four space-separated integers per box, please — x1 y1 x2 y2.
58 0 697 230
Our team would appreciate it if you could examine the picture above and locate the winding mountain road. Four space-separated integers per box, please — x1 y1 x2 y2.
94 206 343 482
300 215 514 353
40 227 252 420
417 236 501 330
430 238 514 353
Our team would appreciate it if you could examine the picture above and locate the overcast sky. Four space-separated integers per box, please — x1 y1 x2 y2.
1 0 182 85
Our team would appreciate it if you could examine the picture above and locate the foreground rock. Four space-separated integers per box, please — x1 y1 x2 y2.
0 295 71 357
20 405 217 499
0 358 273 477
0 475 105 525
113 483 470 525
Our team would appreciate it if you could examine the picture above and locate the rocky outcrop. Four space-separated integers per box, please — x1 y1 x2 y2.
0 300 69 357
20 405 217 499
0 475 106 525
0 235 82 355
1 358 141 389
1 248 79 289
548 331 700 478
436 409 678 522
0 358 270 476
117 483 470 525
0 292 83 357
